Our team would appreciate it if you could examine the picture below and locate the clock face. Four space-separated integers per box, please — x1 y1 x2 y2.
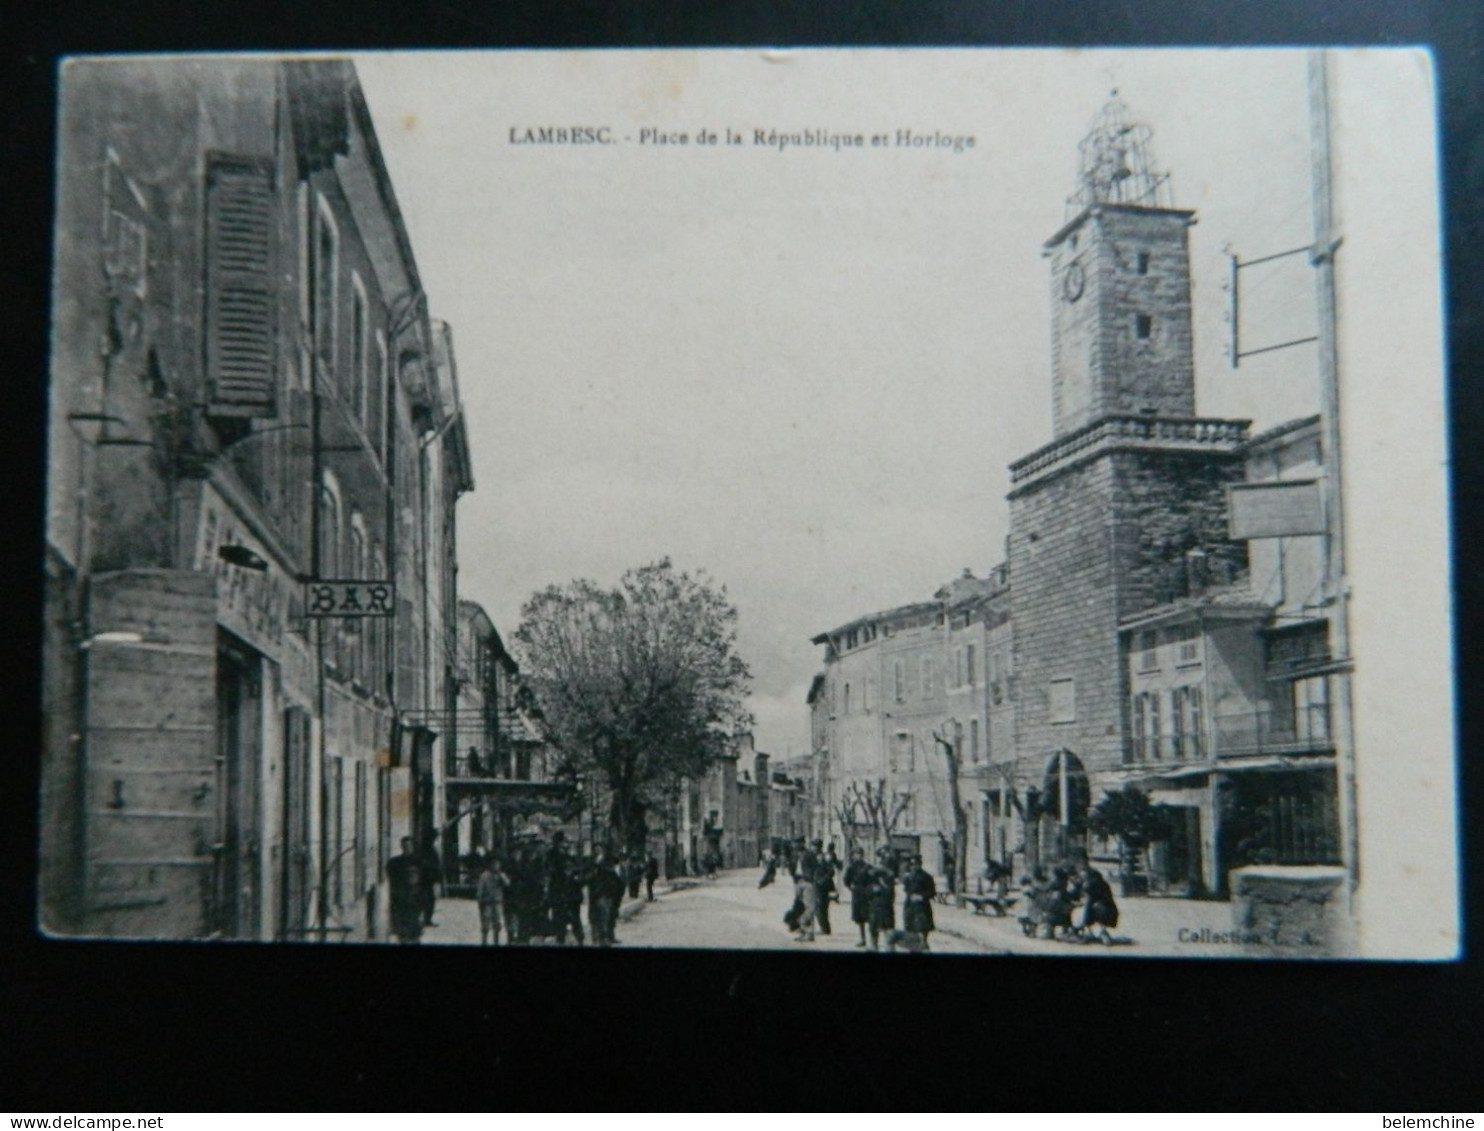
1063 260 1086 302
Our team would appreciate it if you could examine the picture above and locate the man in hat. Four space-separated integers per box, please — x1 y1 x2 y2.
811 838 835 935
587 847 626 946
546 832 585 946
415 833 443 928
386 837 425 944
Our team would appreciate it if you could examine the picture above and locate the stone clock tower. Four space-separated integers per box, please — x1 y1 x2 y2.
1045 97 1200 435
1006 96 1250 781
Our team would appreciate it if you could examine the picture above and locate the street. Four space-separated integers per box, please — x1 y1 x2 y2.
424 866 994 954
423 863 1251 957
618 868 998 954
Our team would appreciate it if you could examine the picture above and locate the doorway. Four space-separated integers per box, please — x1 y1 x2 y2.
215 632 263 939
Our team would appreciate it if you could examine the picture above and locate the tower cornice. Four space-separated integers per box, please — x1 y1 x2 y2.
1044 203 1197 252
1006 414 1250 498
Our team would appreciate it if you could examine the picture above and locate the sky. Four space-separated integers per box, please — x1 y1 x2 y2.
352 49 1329 759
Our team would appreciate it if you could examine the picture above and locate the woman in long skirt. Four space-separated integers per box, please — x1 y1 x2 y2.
901 853 937 951
866 853 897 951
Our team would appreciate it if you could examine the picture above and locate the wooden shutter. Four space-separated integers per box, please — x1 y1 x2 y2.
82 570 218 938
206 155 277 418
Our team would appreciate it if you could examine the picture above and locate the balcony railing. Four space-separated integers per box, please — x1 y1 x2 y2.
1127 704 1333 765
1213 705 1333 758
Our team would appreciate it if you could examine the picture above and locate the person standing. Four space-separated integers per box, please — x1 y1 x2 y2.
476 853 512 946
626 853 643 900
415 833 443 928
824 843 843 880
866 849 897 952
386 837 425 945
586 848 624 946
792 839 820 943
843 846 873 949
901 853 937 952
644 853 659 901
758 849 777 889
812 839 835 936
546 835 585 946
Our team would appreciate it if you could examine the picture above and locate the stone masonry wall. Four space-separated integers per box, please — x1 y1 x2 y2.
1009 447 1246 775
1047 208 1196 437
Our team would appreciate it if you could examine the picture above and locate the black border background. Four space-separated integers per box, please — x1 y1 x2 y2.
6 0 1481 1112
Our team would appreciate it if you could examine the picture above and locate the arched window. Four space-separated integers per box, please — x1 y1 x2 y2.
317 475 340 577
317 472 343 671
371 544 387 695
348 514 366 683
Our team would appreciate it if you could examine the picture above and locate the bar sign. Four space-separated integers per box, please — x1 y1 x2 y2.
304 579 396 617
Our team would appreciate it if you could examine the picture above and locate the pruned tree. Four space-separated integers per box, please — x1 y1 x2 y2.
931 727 970 894
835 778 912 857
514 558 752 854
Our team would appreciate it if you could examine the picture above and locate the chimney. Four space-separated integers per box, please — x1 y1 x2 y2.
756 751 770 785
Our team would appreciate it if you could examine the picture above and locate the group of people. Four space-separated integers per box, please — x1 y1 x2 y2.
770 839 939 952
386 831 659 946
1018 862 1120 944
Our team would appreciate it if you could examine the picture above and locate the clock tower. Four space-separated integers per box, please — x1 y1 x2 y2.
1045 96 1198 437
1005 94 1250 778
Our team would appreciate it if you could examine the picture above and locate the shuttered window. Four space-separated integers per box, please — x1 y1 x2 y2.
206 155 277 418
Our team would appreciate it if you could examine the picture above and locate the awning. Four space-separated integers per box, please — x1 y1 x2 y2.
443 777 576 814
1108 753 1337 785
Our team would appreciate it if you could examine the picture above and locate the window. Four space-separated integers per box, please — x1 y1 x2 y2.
354 761 368 894
990 652 1004 705
1049 678 1076 724
1135 313 1153 340
1295 676 1331 744
317 479 340 576
970 718 980 763
966 644 977 686
313 199 338 367
351 274 368 419
1176 629 1202 666
1136 631 1158 671
331 756 345 907
894 661 906 704
843 683 852 716
1133 692 1161 761
1136 251 1151 275
1171 686 1204 760
377 767 391 873
921 657 935 699
863 676 873 713
205 155 276 417
372 331 388 459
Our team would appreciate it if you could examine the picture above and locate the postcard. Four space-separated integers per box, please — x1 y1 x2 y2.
40 48 1457 959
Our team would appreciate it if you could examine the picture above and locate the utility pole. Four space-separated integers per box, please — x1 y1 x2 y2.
1309 49 1360 909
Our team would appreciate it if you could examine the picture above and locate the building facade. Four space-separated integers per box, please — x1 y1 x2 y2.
42 58 473 941
807 96 1349 901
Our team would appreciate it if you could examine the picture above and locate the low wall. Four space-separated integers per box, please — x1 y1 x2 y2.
1229 865 1356 958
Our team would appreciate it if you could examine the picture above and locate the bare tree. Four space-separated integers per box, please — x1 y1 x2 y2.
932 727 969 894
835 778 912 857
